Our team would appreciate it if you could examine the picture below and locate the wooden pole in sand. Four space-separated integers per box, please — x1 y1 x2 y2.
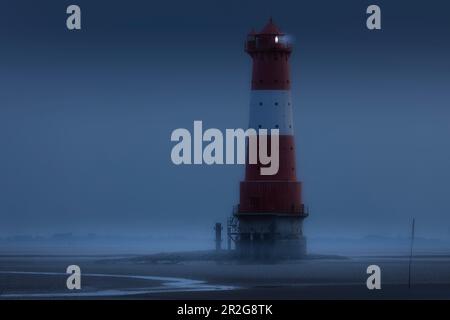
408 218 415 289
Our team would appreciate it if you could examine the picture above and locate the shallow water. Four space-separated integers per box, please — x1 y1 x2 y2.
0 271 237 298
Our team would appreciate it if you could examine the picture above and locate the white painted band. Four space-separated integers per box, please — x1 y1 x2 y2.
248 90 294 135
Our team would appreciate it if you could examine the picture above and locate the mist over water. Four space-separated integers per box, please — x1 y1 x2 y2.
1 0 450 250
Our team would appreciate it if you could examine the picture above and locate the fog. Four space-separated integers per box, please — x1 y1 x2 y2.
1 1 449 247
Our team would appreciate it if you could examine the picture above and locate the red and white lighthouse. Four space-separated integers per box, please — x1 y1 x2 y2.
233 19 308 258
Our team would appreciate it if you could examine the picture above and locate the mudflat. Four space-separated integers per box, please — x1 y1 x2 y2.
1 254 450 299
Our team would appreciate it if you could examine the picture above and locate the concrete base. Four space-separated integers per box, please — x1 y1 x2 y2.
235 213 307 260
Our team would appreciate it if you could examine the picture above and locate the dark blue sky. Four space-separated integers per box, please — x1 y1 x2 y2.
0 0 449 238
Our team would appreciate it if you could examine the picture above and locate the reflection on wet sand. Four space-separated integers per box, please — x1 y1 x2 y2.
0 271 237 298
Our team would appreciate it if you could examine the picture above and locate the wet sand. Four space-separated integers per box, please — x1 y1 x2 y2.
1 254 450 299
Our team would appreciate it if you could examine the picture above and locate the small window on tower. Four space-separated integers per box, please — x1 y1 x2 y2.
275 124 279 128
259 102 263 106
274 102 278 106
258 125 262 129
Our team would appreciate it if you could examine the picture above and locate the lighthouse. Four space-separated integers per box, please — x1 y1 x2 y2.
231 19 308 259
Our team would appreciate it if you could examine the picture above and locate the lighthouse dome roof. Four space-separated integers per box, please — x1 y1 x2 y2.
259 18 283 35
